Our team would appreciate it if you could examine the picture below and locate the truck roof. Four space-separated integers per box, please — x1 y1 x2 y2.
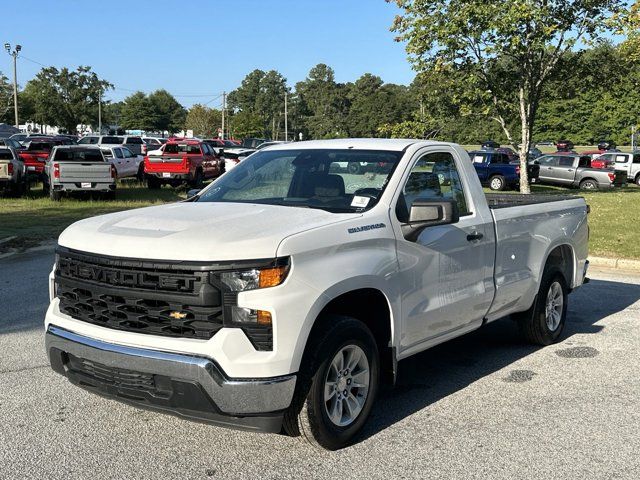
263 138 447 152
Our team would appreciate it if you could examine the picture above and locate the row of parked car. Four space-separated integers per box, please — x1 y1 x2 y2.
0 132 280 200
2 133 637 200
468 139 636 191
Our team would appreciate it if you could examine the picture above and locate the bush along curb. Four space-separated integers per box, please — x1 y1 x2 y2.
589 256 640 271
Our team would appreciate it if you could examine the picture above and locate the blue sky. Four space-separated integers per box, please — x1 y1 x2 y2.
1 0 414 108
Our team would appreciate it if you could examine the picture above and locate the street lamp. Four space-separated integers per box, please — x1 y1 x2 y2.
4 43 21 129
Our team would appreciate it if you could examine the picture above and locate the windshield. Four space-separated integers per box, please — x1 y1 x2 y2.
196 148 403 213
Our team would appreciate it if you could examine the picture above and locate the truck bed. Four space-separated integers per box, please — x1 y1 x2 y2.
485 193 580 209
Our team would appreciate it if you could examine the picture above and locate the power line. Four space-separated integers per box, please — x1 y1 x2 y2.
15 55 228 100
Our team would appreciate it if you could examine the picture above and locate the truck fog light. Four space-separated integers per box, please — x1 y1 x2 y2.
231 307 272 326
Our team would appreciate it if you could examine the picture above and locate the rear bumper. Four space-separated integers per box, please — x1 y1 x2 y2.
146 172 191 181
45 325 296 433
52 182 115 192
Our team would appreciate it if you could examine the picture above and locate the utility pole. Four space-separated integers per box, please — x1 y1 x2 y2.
98 89 102 134
4 43 21 129
221 91 226 140
284 90 288 142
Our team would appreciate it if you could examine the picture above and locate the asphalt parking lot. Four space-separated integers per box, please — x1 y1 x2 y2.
1 248 639 480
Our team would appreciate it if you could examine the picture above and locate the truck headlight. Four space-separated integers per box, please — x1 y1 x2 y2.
219 265 289 292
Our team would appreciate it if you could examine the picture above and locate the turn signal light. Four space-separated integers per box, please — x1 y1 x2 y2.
259 266 289 288
257 310 272 326
53 163 60 179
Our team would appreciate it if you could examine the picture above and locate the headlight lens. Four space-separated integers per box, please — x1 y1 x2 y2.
219 265 289 292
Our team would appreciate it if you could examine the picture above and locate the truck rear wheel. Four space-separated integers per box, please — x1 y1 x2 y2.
283 316 379 450
635 174 640 187
147 176 161 190
49 187 62 202
489 175 506 191
579 179 598 190
190 169 203 188
514 267 568 345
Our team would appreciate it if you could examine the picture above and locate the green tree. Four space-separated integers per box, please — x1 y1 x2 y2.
0 72 13 125
185 104 222 137
148 89 186 133
120 92 157 131
21 66 112 133
392 0 625 192
228 110 264 139
295 64 349 139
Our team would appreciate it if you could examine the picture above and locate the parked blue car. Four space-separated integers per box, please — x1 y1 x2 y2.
468 149 540 190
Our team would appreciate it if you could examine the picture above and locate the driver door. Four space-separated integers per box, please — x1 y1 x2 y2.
393 149 495 351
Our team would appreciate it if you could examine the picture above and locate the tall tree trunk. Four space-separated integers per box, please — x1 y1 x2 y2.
518 87 531 194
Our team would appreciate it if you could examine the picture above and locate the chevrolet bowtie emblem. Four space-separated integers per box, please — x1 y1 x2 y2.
169 311 187 320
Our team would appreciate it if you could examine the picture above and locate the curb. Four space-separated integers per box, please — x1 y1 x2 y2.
0 240 56 261
589 256 640 272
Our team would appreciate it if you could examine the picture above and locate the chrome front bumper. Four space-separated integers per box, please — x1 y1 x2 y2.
45 325 296 432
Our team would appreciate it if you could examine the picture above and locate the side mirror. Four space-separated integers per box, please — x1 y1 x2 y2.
402 199 459 241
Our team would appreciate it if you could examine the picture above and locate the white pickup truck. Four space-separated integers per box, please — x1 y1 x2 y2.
595 151 640 185
44 139 589 450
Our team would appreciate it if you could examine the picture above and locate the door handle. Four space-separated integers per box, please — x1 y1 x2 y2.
567 169 573 172
467 232 484 242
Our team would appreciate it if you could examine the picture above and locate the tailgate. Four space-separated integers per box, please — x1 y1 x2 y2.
0 162 9 179
145 155 188 172
58 162 112 182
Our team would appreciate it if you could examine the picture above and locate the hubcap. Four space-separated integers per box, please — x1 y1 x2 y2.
545 281 564 331
323 345 370 427
491 178 502 189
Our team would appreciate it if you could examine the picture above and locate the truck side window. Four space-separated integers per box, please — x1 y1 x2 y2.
633 154 640 164
558 157 574 167
615 155 628 163
397 152 469 222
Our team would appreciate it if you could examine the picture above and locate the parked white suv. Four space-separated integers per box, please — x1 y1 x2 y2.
45 139 589 449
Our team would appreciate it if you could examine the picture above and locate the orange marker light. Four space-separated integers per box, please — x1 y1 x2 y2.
257 310 272 326
259 266 289 288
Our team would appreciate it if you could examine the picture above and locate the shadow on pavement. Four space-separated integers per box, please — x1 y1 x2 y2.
358 278 640 443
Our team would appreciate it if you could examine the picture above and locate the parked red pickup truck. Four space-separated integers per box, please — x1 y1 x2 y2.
144 139 222 189
19 137 64 180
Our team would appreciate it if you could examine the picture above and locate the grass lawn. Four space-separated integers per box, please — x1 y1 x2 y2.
1 180 639 260
484 184 640 260
0 181 186 252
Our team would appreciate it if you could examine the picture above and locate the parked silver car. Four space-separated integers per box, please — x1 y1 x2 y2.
0 146 29 196
44 146 116 201
534 154 626 190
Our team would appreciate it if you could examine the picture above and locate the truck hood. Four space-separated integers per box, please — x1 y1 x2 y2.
58 202 354 261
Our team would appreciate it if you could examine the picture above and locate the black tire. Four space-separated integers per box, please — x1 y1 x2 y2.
579 179 598 190
283 316 379 450
147 175 161 190
190 169 204 188
635 174 640 187
42 180 49 193
136 163 145 182
489 175 506 191
347 162 361 174
103 190 116 201
49 187 62 201
514 267 568 345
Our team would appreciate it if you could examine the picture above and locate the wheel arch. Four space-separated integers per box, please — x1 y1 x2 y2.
296 286 397 386
540 243 575 290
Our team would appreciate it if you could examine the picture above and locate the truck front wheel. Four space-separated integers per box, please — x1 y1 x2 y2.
283 316 379 450
515 267 568 345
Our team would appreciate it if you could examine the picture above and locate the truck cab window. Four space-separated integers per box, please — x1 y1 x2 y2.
397 151 469 222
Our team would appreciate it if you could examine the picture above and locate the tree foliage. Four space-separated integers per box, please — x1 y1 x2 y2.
22 66 112 133
185 104 222 137
391 0 626 192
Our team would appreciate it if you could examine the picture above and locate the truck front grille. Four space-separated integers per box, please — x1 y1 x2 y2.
56 281 223 339
54 248 274 350
66 353 158 396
